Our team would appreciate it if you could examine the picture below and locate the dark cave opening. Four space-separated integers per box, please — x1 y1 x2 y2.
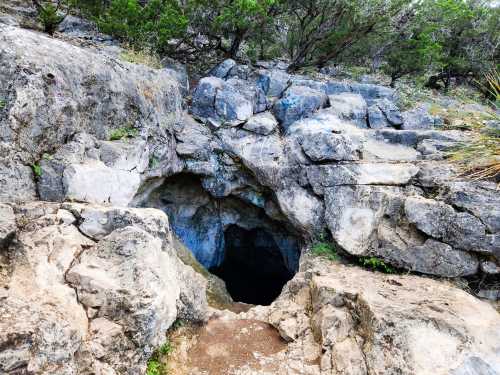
210 225 294 306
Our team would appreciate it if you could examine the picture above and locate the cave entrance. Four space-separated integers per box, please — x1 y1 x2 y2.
210 225 294 306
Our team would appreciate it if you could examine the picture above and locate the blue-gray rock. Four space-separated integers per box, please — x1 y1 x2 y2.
402 106 441 130
191 77 224 121
208 59 237 79
368 99 403 129
256 69 291 97
226 77 267 113
214 84 254 125
273 86 328 130
325 80 396 104
243 112 278 135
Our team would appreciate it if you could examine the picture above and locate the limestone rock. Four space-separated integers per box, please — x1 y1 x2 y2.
209 59 237 79
404 196 493 254
256 69 291 97
0 202 208 374
243 112 279 135
273 86 328 130
0 25 182 161
0 203 15 247
402 106 441 130
328 93 368 128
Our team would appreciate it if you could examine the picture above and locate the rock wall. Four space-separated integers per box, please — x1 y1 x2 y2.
0 16 499 374
0 202 207 373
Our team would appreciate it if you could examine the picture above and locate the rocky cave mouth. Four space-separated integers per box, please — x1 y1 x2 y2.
134 173 300 306
210 225 294 306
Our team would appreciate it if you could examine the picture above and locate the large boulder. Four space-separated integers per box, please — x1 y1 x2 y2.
328 93 368 128
0 25 182 203
0 202 208 374
266 258 500 375
37 133 152 206
273 86 329 130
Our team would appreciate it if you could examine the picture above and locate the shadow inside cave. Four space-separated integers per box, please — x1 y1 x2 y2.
210 225 294 306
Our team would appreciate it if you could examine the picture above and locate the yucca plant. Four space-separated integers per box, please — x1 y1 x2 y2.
449 69 500 182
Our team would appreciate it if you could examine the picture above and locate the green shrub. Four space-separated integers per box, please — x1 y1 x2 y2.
109 127 138 141
37 2 65 35
0 99 5 109
146 359 162 375
312 242 338 261
32 163 42 178
359 256 394 274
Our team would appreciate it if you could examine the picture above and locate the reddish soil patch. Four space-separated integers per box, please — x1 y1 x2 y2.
186 318 287 374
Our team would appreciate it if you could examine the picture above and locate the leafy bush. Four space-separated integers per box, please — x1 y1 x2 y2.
33 0 66 35
145 339 173 375
109 127 138 141
146 359 162 375
312 242 338 261
32 163 42 178
359 257 395 274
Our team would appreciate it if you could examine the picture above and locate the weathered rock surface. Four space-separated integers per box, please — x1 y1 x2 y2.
1 24 499 375
261 256 500 375
0 24 183 203
0 202 208 374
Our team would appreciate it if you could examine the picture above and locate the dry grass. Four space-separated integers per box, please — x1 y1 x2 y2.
119 47 162 69
448 70 500 182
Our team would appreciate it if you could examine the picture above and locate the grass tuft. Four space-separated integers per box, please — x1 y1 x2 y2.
120 47 162 69
311 242 338 261
109 127 138 141
359 256 395 274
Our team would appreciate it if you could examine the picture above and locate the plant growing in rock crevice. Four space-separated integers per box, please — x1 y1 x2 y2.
311 241 338 261
32 0 67 35
109 126 138 141
359 256 395 274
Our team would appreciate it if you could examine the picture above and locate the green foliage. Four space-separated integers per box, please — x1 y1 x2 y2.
95 0 188 52
359 257 395 274
312 242 338 261
146 359 163 375
145 339 173 375
149 156 160 169
159 341 173 356
32 163 42 178
0 99 5 109
36 2 65 35
109 127 138 141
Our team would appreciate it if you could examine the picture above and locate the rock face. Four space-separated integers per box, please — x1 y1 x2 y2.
1 19 499 375
0 24 183 203
0 202 208 374
260 255 500 375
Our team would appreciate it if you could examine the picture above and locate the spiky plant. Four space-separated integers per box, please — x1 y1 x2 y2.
449 69 499 181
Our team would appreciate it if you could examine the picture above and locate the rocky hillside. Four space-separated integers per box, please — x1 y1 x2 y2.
0 10 499 375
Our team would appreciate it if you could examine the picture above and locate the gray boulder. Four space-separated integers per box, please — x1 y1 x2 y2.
243 112 278 135
256 69 291 97
214 84 254 125
368 98 403 129
208 59 237 79
328 93 368 128
402 106 442 130
0 203 15 247
273 86 328 130
191 76 225 121
0 25 182 160
325 80 396 104
404 196 495 255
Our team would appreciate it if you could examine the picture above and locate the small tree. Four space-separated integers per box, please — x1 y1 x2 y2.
32 0 67 35
282 0 407 72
